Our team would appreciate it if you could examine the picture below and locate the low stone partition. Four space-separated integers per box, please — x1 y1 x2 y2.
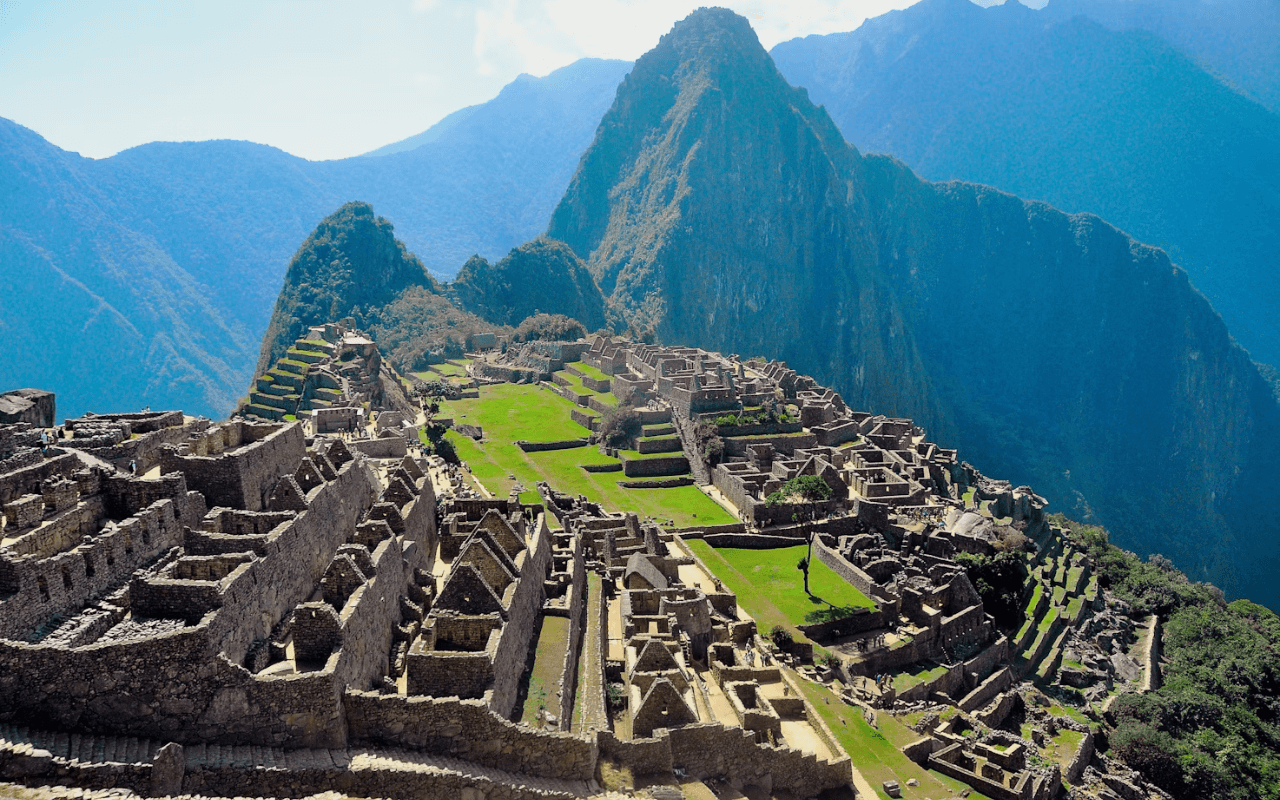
343 691 597 781
1064 731 1095 784
569 408 597 432
637 436 683 454
711 421 803 437
722 432 817 458
666 723 852 797
597 731 673 778
699 532 805 548
798 605 889 643
618 477 694 489
516 439 590 452
621 454 689 478
350 437 407 459
581 462 623 473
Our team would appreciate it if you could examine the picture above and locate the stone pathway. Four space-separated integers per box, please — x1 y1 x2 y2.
576 574 609 734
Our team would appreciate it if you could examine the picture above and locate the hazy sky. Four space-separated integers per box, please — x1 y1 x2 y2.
0 0 973 161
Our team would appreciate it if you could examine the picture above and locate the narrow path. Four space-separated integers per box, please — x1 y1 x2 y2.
576 574 609 733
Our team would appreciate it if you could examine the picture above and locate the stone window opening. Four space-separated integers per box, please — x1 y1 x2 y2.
37 575 49 602
60 565 72 590
83 553 95 578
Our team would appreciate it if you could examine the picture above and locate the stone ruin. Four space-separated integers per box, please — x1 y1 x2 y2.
0 332 1177 799
241 320 416 430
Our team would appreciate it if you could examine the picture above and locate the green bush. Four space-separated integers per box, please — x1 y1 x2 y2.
769 625 794 650
764 474 834 507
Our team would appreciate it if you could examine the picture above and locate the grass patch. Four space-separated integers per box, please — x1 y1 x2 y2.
685 542 874 635
796 680 994 800
891 662 949 692
518 490 542 505
442 384 733 527
570 362 609 382
517 615 570 727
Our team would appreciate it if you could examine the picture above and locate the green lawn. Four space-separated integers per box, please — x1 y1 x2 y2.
684 542 874 635
437 383 734 528
891 662 949 692
570 361 610 382
517 615 571 727
797 680 994 800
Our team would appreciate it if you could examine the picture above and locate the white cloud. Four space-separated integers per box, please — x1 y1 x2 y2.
467 0 917 79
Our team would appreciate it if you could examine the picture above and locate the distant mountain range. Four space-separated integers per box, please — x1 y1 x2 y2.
1043 0 1280 114
771 0 1280 367
545 7 1280 606
0 58 630 419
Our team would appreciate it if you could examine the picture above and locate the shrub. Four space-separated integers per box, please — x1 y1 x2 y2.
512 313 586 343
599 406 642 448
764 474 834 507
769 625 794 650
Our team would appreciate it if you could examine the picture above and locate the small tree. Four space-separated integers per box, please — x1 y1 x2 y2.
598 406 642 448
769 625 794 651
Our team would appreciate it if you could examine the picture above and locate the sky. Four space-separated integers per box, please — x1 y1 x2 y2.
0 0 992 161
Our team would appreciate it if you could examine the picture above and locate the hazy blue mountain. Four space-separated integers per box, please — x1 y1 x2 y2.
360 105 485 159
771 0 1280 367
0 57 630 420
548 6 1280 606
1044 0 1280 114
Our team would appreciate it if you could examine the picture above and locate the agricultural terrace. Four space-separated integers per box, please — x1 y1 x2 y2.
411 358 472 384
429 381 735 528
803 680 997 800
683 541 874 636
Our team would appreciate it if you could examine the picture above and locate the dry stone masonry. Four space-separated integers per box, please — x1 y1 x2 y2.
0 330 1172 798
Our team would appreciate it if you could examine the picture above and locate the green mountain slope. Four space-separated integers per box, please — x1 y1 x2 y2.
255 202 512 379
449 237 608 331
547 7 1280 606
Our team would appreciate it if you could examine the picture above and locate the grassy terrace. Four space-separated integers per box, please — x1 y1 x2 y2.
570 361 610 382
517 615 571 728
891 661 949 692
797 680 994 800
684 542 874 635
412 358 472 382
434 382 733 528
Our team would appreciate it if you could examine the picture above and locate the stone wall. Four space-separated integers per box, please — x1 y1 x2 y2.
555 531 587 730
722 432 817 458
569 408 597 432
813 539 883 602
0 453 78 507
712 421 803 438
349 437 407 459
516 439 590 452
665 723 851 797
0 498 184 640
160 424 305 512
488 515 553 717
621 455 689 478
343 691 597 781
